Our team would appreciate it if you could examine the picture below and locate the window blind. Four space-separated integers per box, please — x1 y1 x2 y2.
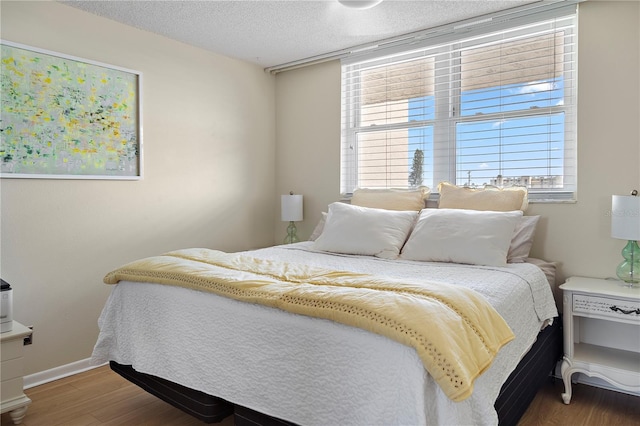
341 5 577 201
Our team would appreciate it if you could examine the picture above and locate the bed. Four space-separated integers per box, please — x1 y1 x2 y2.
91 186 562 425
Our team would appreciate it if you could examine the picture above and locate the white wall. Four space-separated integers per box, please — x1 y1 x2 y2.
275 1 640 284
0 1 276 375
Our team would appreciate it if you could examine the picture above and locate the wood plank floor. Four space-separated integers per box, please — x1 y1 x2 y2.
2 365 638 425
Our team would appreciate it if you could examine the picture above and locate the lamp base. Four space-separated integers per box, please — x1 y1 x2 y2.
616 240 640 286
283 221 299 245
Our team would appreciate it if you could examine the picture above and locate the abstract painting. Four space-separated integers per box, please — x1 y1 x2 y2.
0 41 142 179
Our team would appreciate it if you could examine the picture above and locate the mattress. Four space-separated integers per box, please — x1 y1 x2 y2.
110 317 562 425
92 242 558 425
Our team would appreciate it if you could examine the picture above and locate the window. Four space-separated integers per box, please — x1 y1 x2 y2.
341 7 576 201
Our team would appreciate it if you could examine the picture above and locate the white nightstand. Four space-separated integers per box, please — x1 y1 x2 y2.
0 321 32 425
559 276 640 404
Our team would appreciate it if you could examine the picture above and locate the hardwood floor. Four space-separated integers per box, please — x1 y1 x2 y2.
517 378 639 426
1 366 233 426
2 365 638 425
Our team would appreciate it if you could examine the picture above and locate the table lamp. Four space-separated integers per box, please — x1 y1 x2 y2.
281 192 303 244
611 190 640 285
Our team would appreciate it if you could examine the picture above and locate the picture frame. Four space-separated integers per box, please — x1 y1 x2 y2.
0 40 143 180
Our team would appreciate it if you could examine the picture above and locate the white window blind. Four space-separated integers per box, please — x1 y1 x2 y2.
341 6 577 201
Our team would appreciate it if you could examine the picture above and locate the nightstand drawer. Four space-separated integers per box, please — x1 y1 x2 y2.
573 293 640 322
0 339 23 362
1 358 23 382
1 377 24 401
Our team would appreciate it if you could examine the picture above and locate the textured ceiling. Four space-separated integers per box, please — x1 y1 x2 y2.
61 0 541 69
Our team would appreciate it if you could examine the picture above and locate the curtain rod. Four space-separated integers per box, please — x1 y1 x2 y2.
264 0 581 75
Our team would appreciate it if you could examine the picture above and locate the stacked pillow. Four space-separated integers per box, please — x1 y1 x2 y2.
400 208 522 266
437 182 539 263
310 183 539 266
313 202 418 260
309 187 428 242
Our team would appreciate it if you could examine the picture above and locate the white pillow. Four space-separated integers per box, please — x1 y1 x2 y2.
400 208 523 266
313 202 418 259
508 215 540 263
308 212 327 241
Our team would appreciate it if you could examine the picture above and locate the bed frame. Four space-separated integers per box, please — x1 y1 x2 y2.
109 316 562 426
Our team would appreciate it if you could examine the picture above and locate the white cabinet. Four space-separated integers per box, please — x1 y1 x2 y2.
559 277 640 404
1 321 31 424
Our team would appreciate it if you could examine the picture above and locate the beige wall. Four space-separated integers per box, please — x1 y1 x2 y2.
1 1 276 375
1 0 638 380
275 1 640 284
275 61 341 242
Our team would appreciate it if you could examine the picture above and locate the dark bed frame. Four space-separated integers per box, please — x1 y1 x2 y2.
110 316 562 426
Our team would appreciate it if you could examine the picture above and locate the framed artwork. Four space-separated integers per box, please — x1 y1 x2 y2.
0 40 142 179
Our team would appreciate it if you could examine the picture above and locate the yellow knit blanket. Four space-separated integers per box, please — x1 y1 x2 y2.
104 248 514 402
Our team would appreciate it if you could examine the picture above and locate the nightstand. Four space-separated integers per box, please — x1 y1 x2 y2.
559 276 640 404
0 321 32 425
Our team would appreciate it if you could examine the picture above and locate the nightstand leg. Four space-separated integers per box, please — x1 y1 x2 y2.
9 406 28 425
560 356 573 404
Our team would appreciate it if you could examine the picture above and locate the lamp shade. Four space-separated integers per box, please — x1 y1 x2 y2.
611 195 640 241
281 194 303 222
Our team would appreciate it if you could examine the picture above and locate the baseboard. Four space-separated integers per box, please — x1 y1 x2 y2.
23 358 107 389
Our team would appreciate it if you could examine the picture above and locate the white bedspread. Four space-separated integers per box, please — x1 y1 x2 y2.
92 242 558 426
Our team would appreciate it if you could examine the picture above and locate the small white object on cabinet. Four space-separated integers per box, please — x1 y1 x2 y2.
0 321 32 424
560 276 640 404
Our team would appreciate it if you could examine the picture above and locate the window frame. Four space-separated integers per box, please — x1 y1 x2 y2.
340 7 577 203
